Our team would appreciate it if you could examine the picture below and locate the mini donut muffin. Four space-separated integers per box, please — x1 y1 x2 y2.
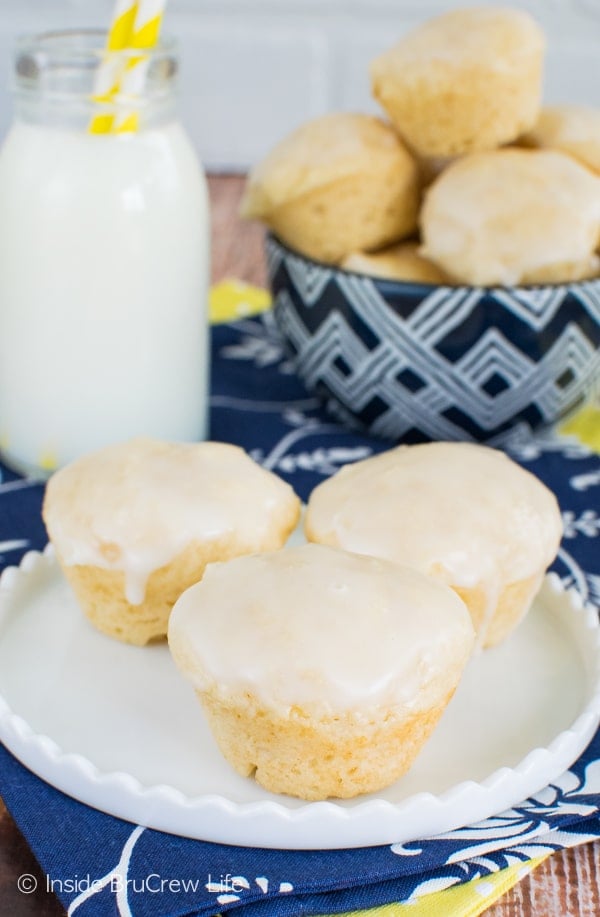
240 113 420 264
342 242 451 284
523 105 600 175
168 543 474 800
305 443 563 649
370 6 544 157
43 438 300 646
420 148 600 286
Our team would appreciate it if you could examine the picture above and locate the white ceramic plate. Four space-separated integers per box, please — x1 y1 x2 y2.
0 547 599 850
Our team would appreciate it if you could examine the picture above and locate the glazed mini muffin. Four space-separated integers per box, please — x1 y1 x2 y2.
342 242 450 284
523 105 600 175
240 113 420 264
168 543 474 800
43 438 300 646
420 148 600 285
370 6 544 158
305 443 563 649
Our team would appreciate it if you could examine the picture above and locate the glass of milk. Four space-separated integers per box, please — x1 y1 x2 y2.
0 30 210 475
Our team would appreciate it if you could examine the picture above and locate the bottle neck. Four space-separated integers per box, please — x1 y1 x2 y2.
13 29 178 132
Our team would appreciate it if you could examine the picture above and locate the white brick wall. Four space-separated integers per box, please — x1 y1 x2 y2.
0 0 599 170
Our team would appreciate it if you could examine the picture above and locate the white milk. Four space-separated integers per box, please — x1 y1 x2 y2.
0 119 209 474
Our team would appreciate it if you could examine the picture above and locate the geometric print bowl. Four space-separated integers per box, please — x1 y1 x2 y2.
268 234 600 444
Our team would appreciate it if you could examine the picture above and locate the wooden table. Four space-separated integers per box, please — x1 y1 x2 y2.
1 175 598 917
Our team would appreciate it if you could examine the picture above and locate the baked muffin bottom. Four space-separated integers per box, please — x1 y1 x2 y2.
58 525 299 647
268 171 419 265
198 688 456 800
452 573 543 649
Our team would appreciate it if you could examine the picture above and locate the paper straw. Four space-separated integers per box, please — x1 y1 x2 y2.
112 0 168 133
106 0 140 51
130 0 166 50
89 0 139 134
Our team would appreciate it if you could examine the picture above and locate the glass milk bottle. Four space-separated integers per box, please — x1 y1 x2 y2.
0 31 210 475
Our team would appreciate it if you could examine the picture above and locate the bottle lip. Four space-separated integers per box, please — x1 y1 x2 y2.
13 28 179 120
15 28 178 64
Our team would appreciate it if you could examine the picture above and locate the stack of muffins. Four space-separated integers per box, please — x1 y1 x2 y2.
43 436 563 801
241 5 600 287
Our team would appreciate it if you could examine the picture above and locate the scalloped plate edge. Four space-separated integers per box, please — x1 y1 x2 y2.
0 550 599 849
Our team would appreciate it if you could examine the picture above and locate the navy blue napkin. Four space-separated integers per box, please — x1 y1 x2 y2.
0 314 599 917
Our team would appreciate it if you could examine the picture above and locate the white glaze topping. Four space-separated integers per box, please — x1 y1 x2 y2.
167 543 475 716
43 438 300 604
241 113 414 216
305 443 563 591
420 149 600 286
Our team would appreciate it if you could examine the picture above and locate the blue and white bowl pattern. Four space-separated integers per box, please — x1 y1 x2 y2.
267 235 600 444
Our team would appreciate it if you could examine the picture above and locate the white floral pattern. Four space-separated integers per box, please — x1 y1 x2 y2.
570 468 600 491
562 509 600 538
219 315 295 373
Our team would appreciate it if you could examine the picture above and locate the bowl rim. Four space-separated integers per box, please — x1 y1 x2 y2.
266 233 600 295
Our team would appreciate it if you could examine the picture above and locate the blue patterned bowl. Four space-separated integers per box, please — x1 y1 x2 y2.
267 235 600 444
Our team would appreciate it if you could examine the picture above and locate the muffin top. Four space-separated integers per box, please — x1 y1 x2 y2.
241 112 416 219
43 438 300 603
371 6 543 80
524 104 600 175
305 442 562 589
168 543 474 716
370 6 544 157
420 148 600 285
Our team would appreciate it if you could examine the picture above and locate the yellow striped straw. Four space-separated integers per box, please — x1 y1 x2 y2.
89 0 139 134
112 0 168 134
106 0 140 51
130 0 166 50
